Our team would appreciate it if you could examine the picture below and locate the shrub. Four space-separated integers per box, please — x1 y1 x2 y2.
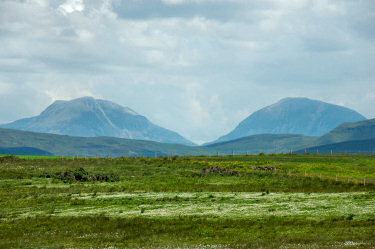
50 168 120 183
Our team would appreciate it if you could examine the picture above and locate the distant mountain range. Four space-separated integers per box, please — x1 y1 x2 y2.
211 97 366 144
0 97 194 146
0 96 373 156
1 118 374 156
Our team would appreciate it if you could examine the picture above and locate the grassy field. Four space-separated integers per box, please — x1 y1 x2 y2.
0 154 375 248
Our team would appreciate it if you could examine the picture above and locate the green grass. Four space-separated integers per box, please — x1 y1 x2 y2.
0 154 375 248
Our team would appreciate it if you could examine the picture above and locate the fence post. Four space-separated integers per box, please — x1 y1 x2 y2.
232 150 234 156
246 151 248 156
364 178 366 186
330 149 333 155
217 151 219 157
336 174 338 182
155 152 157 159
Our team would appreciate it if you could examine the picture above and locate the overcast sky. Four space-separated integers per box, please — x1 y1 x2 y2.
0 0 374 144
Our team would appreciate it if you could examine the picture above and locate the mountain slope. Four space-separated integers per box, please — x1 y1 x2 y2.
296 138 375 154
212 97 366 143
317 118 375 145
0 146 53 156
0 128 209 157
0 97 194 146
206 134 317 154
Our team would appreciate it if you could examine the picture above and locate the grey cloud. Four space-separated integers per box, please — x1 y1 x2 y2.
0 0 374 143
111 0 269 21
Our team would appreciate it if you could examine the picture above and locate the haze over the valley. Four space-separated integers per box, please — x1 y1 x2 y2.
0 0 374 144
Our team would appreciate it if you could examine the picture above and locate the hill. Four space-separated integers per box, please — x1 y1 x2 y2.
212 97 365 143
205 134 317 154
1 118 374 157
0 128 209 157
297 138 375 154
317 118 375 145
0 147 53 156
0 97 194 146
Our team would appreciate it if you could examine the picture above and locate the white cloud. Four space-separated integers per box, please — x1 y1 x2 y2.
58 0 84 14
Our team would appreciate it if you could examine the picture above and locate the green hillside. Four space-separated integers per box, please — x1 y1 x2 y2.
318 118 375 145
297 138 375 154
0 128 210 157
206 134 318 154
0 129 319 156
0 147 53 156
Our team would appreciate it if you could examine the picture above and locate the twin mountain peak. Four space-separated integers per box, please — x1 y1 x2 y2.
0 96 366 145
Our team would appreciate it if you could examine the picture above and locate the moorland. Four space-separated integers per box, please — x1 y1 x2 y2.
1 153 375 248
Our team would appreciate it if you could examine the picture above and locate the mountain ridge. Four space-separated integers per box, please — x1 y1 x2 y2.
0 97 195 146
211 97 366 144
0 118 374 157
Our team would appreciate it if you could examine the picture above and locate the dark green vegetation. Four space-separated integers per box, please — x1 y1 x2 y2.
1 154 375 248
1 118 375 157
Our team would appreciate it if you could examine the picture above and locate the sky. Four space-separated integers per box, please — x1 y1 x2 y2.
0 0 374 144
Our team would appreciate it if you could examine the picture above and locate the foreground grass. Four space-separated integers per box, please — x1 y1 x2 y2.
0 154 375 248
1 216 375 248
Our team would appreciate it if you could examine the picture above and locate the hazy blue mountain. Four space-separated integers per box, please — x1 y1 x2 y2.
212 97 366 143
317 118 375 145
0 97 194 146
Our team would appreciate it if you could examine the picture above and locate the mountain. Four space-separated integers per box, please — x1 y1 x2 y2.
0 97 194 146
0 128 210 157
205 134 317 154
212 97 366 143
317 118 375 145
296 138 375 154
0 146 53 156
0 119 373 157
